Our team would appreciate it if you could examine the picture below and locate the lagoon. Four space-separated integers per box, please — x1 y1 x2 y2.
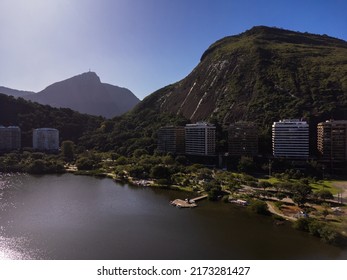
0 173 346 259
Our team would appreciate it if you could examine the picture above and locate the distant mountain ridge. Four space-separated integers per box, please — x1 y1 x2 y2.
1 72 140 118
23 72 140 118
0 86 34 98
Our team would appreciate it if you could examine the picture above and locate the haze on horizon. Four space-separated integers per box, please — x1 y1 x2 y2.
1 0 346 100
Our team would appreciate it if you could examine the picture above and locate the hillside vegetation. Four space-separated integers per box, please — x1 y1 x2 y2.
0 93 103 147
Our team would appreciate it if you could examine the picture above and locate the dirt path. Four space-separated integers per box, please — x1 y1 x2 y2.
266 202 297 221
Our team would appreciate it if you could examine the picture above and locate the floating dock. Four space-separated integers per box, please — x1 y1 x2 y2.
170 194 208 208
190 194 208 202
170 199 197 208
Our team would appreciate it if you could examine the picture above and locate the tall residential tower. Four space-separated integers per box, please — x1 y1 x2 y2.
0 126 21 150
33 128 59 151
272 119 309 159
157 126 185 154
185 122 215 156
228 122 258 157
317 120 347 163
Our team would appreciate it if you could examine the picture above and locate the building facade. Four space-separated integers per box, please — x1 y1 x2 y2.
317 120 347 163
33 128 59 151
272 119 309 159
157 126 185 154
0 126 21 150
185 122 215 156
228 122 258 157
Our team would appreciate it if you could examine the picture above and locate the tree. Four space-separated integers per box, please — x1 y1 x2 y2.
175 155 188 165
61 140 75 162
248 200 269 215
76 157 96 170
133 149 148 158
197 168 213 180
321 203 330 220
291 183 312 206
162 155 175 165
115 156 128 165
316 190 334 201
127 165 147 179
237 157 255 173
258 181 272 191
150 165 170 179
26 159 47 174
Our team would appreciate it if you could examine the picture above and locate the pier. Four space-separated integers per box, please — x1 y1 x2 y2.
170 194 208 208
190 194 208 202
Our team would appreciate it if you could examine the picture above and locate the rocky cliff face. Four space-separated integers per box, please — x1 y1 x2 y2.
23 72 140 118
136 26 347 131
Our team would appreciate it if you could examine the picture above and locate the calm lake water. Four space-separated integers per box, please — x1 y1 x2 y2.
0 173 346 260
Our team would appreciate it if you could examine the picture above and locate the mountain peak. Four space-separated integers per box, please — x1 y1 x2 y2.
23 72 139 118
201 25 347 62
75 71 101 83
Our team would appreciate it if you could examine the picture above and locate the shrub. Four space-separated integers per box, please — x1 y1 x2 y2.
248 200 269 215
76 157 96 170
293 218 310 231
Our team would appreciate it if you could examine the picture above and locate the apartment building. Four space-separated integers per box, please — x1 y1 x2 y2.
317 120 347 163
157 126 185 154
228 122 258 157
185 122 215 156
0 126 21 150
272 119 309 159
33 128 59 151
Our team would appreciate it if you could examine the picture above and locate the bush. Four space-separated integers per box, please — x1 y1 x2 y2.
316 190 334 201
115 156 128 165
293 218 345 245
26 159 46 174
293 218 310 231
133 149 148 158
248 200 269 215
76 157 96 170
274 201 283 209
150 165 170 179
156 178 170 186
127 165 147 179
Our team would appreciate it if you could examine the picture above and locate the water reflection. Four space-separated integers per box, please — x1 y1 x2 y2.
0 236 31 260
0 173 346 260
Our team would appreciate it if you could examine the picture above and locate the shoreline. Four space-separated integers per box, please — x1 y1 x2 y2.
3 167 347 247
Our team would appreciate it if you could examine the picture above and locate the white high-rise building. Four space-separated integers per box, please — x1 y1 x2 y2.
33 128 59 151
272 119 309 159
0 126 21 150
185 122 215 156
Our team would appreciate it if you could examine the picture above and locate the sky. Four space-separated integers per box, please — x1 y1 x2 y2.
0 0 346 100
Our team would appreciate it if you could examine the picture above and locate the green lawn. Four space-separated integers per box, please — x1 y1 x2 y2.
310 180 340 195
259 177 342 195
259 177 280 184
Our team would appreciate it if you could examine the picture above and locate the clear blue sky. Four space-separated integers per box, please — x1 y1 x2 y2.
1 0 346 99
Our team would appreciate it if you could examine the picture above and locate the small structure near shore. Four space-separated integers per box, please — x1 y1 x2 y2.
170 194 208 208
229 198 248 206
170 199 197 208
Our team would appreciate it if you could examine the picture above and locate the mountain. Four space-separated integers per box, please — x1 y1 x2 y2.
23 72 140 118
81 26 347 155
137 26 347 129
0 93 103 147
0 86 34 98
